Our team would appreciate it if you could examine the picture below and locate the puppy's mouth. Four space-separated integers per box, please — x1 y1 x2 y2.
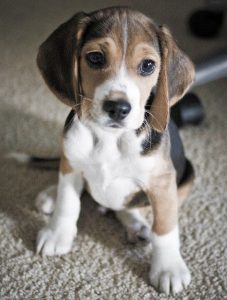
106 121 124 129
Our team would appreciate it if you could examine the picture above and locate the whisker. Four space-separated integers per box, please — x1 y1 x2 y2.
145 109 166 132
77 93 93 102
72 94 94 118
72 103 81 108
145 111 164 144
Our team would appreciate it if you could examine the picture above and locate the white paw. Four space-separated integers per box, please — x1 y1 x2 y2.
35 185 57 214
36 223 76 256
127 223 151 243
149 253 191 295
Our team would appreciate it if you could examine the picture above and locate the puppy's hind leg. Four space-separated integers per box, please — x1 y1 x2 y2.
116 209 151 243
35 185 57 215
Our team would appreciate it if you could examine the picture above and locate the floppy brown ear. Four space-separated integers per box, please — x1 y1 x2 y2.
37 12 89 107
150 26 195 132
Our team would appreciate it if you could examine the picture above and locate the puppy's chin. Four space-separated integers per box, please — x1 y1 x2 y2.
100 121 126 133
103 119 144 132
86 114 144 133
106 121 124 129
102 121 144 133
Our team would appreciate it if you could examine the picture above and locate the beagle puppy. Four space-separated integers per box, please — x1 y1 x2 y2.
36 7 195 295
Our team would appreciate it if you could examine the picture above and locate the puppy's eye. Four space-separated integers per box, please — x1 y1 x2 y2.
85 52 105 69
139 59 156 76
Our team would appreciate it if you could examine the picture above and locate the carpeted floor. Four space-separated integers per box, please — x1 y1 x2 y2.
0 1 227 299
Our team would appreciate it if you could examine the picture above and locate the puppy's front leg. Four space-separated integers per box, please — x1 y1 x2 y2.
37 157 83 256
148 173 191 295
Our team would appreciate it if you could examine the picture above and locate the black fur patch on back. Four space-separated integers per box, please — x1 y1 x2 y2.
63 109 75 134
178 158 194 186
169 120 186 184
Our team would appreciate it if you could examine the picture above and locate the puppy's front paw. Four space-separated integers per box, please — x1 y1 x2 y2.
36 223 76 256
149 253 191 295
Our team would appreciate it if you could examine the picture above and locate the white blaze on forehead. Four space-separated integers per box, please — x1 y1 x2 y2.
122 14 128 59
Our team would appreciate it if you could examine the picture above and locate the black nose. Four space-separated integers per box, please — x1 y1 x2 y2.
103 100 131 121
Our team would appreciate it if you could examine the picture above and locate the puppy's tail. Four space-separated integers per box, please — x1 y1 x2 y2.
6 152 59 170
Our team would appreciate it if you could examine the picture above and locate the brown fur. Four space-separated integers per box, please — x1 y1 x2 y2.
161 27 195 106
149 44 169 132
148 171 179 235
37 12 88 107
149 27 195 132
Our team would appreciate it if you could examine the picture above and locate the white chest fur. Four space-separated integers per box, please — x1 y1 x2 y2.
64 120 159 210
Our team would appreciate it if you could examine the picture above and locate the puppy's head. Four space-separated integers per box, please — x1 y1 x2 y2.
37 7 194 132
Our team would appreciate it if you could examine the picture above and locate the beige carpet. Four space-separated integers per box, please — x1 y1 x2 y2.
1 1 227 299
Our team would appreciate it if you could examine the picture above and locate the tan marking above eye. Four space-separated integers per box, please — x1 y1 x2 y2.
127 43 161 71
135 43 160 56
86 50 104 54
82 37 118 55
